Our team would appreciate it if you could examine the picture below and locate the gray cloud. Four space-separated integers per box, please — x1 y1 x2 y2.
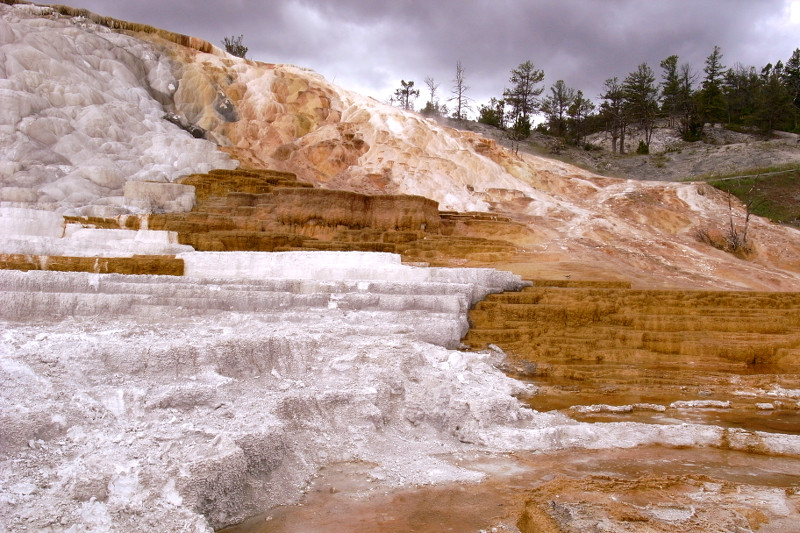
63 0 799 113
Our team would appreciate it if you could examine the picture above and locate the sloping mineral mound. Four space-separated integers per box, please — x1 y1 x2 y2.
2 1 800 289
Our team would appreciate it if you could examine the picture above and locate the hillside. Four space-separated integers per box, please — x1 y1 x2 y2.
584 124 800 184
2 4 800 289
456 119 800 199
2 2 800 532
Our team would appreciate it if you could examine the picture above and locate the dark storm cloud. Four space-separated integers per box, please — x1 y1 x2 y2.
62 0 798 112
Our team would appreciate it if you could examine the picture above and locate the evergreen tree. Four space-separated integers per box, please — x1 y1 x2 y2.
659 57 700 140
478 98 506 128
782 48 800 129
623 63 659 145
600 77 628 153
567 90 596 146
503 60 545 121
660 55 681 126
420 101 440 117
541 80 575 138
507 115 532 154
699 45 727 124
755 61 794 134
722 63 760 126
394 80 419 111
677 64 701 140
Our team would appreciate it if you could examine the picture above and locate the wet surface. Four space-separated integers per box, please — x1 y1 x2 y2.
221 359 800 533
220 458 525 533
221 447 800 533
221 298 800 533
517 361 800 434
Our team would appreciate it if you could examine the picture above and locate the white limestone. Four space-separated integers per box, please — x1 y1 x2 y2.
0 206 64 237
0 260 533 531
180 250 409 281
179 251 522 305
0 5 236 216
0 207 191 257
122 181 196 213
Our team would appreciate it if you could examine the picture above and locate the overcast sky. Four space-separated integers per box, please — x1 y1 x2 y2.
65 0 800 117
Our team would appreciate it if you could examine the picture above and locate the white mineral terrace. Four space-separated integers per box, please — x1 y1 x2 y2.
0 5 236 217
1 251 532 531
2 250 799 531
0 206 193 257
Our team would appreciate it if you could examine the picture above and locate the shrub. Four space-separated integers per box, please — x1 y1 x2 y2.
636 140 649 154
694 221 754 260
221 35 248 58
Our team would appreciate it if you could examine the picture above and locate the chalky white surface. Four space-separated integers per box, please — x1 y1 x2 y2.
0 5 235 217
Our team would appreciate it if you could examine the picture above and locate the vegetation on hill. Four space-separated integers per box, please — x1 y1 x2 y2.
396 46 800 155
388 42 800 228
704 166 800 228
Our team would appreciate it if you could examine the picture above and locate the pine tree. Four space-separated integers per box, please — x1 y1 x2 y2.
541 80 575 138
622 63 658 146
755 61 794 134
660 57 700 139
503 61 545 121
782 48 800 129
623 63 659 145
676 64 701 140
478 98 506 128
394 80 419 111
600 77 627 153
660 55 681 127
567 90 595 146
722 63 760 126
699 45 727 124
507 115 531 154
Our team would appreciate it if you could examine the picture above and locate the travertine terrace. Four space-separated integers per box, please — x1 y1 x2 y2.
2 2 800 531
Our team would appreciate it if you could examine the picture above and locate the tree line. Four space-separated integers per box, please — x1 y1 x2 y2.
393 46 800 154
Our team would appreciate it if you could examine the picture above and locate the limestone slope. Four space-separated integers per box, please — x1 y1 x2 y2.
141 17 800 290
2 2 800 289
0 3 236 217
